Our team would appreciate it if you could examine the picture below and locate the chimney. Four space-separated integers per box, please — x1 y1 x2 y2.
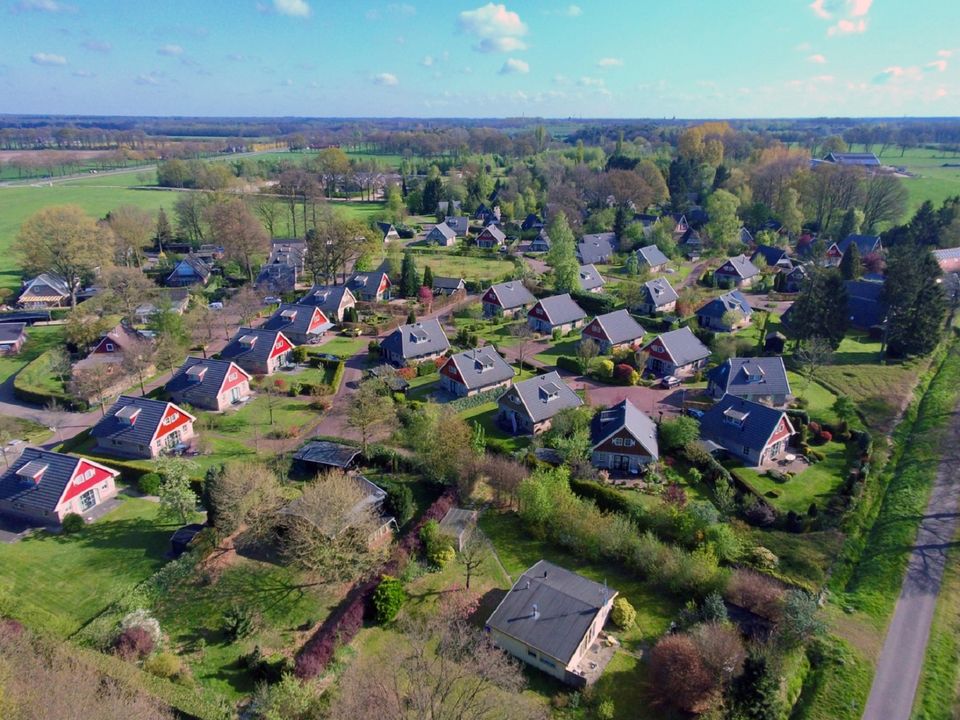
531 604 539 620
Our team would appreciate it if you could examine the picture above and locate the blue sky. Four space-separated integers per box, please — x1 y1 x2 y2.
1 0 959 118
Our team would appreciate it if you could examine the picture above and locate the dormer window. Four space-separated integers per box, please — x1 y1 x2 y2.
17 460 48 484
280 309 298 321
723 408 749 428
239 334 257 348
743 365 765 383
409 326 428 344
116 406 141 425
539 382 561 402
186 365 207 382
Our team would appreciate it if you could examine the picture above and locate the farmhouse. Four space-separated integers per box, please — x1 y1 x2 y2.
425 222 457 247
497 371 582 435
134 288 190 324
166 357 252 411
635 244 669 272
529 230 551 253
641 327 711 377
0 449 120 526
432 276 466 295
580 309 645 354
476 225 507 249
577 233 615 265
73 322 152 375
380 318 450 367
527 294 587 334
299 284 357 322
219 327 295 376
17 273 75 308
707 357 792 406
261 303 332 345
91 396 197 459
823 151 880 167
439 347 515 397
576 264 605 293
445 216 470 237
486 560 617 686
699 394 795 467
348 271 392 302
377 222 401 243
635 277 678 315
714 255 760 288
166 254 212 287
0 323 26 355
482 281 536 318
696 290 753 331
590 399 659 474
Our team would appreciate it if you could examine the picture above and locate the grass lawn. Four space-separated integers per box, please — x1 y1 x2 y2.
0 183 177 292
846 341 960 621
533 336 582 366
460 401 531 453
746 527 845 589
790 634 874 720
788 371 841 425
0 497 174 637
451 312 527 349
401 250 516 285
877 147 960 215
315 335 368 358
152 554 340 700
0 324 65 384
728 441 851 515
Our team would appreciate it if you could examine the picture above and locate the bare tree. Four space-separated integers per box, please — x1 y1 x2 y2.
107 205 154 268
69 364 115 415
796 336 834 399
205 199 270 282
101 266 157 323
184 303 218 358
510 322 534 372
121 337 156 396
252 194 282 238
480 455 528 509
457 532 488 590
229 285 264 326
347 380 394 452
330 597 540 720
277 469 388 580
0 416 20 468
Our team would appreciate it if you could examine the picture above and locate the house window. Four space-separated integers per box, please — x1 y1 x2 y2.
624 439 636 447
105 343 115 352
742 446 750 456
527 649 537 658
540 657 556 668
613 437 623 446
78 488 97 512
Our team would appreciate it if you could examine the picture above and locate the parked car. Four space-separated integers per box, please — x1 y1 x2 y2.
661 375 681 389
208 301 224 310
686 407 705 419
263 296 282 305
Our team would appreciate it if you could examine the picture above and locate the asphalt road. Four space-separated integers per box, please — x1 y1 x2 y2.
862 396 960 720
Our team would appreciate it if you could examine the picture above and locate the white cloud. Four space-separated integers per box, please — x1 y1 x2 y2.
553 73 568 84
157 44 184 56
459 3 527 53
873 65 922 85
135 72 162 85
795 41 812 51
926 60 948 72
72 69 95 77
273 0 310 17
937 49 955 58
372 72 398 86
421 55 434 66
476 37 527 53
812 0 872 36
499 57 529 74
30 52 67 65
828 18 866 35
808 53 827 63
578 76 604 87
564 4 582 16
82 39 111 53
13 0 76 13
849 0 872 16
809 0 832 19
597 57 623 68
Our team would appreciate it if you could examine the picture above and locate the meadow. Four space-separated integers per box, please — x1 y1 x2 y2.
876 147 960 214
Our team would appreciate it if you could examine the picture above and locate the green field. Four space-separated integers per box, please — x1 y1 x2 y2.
0 324 64 384
877 147 960 215
0 497 174 637
403 249 518 285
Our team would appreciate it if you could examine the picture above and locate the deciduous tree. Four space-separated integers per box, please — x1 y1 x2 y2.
205 199 269 282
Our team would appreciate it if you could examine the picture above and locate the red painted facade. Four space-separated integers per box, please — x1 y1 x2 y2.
769 417 792 445
268 333 293 360
218 363 251 395
60 460 116 504
440 358 463 383
582 319 606 342
643 338 674 363
307 308 329 334
153 404 194 443
529 303 547 319
482 288 501 307
92 336 123 354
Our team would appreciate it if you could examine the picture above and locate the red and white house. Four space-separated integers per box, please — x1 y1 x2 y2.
699 394 795 467
261 303 332 346
641 327 711 377
91 396 197 459
166 357 253 411
0 449 120 526
219 327 294 376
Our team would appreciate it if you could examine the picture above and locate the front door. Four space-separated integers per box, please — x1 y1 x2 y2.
613 455 631 472
230 386 241 403
166 430 181 449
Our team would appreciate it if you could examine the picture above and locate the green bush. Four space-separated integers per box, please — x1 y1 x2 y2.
144 652 182 679
61 513 85 534
596 698 616 720
611 597 636 629
372 575 407 624
556 355 583 374
138 473 162 495
223 604 257 641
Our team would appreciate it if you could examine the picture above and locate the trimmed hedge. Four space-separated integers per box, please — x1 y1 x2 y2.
555 355 583 374
446 385 511 413
571 291 617 316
